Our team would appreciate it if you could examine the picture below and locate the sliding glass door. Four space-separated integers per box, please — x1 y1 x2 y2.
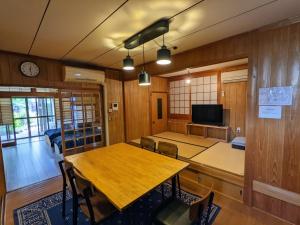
12 97 56 139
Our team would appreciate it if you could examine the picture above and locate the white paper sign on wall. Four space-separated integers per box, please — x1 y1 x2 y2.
259 105 282 119
259 86 293 106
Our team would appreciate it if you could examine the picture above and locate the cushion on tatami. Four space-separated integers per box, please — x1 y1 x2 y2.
131 136 206 159
153 131 217 148
190 142 245 176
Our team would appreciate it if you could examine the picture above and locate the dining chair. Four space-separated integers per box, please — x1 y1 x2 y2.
58 160 73 218
140 136 156 152
153 188 215 225
157 141 181 198
66 167 116 225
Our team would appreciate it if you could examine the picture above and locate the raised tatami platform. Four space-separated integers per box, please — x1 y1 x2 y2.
153 131 217 148
131 132 245 177
190 142 245 176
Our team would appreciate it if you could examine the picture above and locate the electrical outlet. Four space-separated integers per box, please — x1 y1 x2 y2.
236 127 241 133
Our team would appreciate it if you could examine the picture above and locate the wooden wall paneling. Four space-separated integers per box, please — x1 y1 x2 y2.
0 51 100 90
150 77 168 93
245 23 300 224
167 119 190 134
124 80 151 141
105 69 125 144
243 31 258 206
0 52 11 85
281 22 300 195
221 81 247 139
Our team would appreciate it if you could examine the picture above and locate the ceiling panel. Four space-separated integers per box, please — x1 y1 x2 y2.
107 0 300 69
98 0 275 67
0 0 48 54
64 0 200 62
169 0 300 54
30 0 126 59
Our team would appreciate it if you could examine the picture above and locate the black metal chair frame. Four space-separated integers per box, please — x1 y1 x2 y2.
152 191 215 225
157 142 182 199
58 160 68 218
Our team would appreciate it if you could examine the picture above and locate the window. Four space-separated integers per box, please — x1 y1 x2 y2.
12 97 57 139
169 75 218 116
191 75 218 105
169 80 190 115
157 98 162 119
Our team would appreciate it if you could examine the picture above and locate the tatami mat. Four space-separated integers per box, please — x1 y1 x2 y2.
131 136 206 159
153 131 217 148
190 142 245 176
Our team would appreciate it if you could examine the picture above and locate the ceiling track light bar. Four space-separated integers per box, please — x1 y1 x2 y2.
124 18 169 49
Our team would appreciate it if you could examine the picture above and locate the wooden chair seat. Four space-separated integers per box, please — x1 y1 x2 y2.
79 191 116 223
153 189 214 225
154 199 191 225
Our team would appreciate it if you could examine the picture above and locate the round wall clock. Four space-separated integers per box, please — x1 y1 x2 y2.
20 61 40 77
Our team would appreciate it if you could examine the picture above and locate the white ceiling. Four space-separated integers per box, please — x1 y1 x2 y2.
0 0 299 69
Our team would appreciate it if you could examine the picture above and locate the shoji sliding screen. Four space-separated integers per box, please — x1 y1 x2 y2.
59 89 104 155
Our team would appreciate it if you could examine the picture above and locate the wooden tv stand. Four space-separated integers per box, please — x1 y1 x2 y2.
186 123 230 142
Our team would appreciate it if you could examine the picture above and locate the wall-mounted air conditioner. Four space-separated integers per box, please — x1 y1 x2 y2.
221 69 248 83
64 66 105 84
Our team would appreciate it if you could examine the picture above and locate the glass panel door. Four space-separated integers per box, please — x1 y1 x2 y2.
12 98 29 139
11 97 57 139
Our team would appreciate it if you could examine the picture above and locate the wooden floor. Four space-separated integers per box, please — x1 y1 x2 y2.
3 137 61 191
4 176 292 225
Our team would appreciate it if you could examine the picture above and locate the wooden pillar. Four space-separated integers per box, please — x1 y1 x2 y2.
0 138 6 197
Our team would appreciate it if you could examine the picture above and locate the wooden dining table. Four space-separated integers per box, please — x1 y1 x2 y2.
65 143 189 211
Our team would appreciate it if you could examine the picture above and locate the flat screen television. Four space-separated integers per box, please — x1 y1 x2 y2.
192 104 224 126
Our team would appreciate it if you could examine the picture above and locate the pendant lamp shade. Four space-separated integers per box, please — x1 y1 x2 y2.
138 44 151 86
138 70 151 86
157 45 171 65
156 34 171 65
123 55 134 70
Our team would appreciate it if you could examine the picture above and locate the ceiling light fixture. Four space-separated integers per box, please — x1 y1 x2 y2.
123 50 134 71
157 35 171 65
124 18 169 49
138 44 151 86
74 73 81 77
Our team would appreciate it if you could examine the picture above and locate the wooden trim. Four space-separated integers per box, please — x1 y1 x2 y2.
169 114 191 120
0 194 5 225
122 81 127 142
187 162 244 187
0 140 6 195
253 180 300 207
167 64 248 82
0 92 59 98
168 70 218 82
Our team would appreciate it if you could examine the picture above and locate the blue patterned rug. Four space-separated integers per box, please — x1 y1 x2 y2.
14 184 221 225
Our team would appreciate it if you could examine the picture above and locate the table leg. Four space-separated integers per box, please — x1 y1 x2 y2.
72 194 78 225
172 176 177 198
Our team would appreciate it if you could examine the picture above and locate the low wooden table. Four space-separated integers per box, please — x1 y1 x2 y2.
65 143 189 211
186 123 230 142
